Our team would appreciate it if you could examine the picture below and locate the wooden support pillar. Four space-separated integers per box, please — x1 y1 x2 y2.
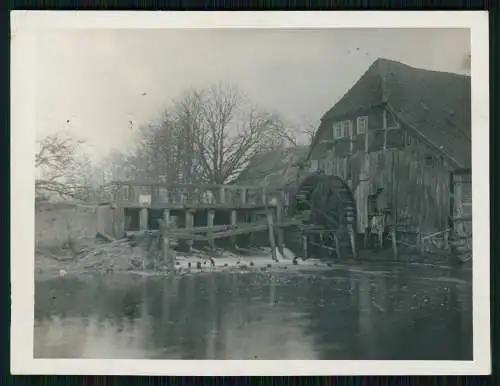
334 232 342 260
249 212 257 246
240 188 247 205
391 226 398 261
276 204 285 255
382 109 388 151
419 236 425 256
363 227 369 249
444 229 449 250
219 187 226 204
266 210 277 260
230 210 238 248
261 188 267 206
207 209 216 251
348 225 357 259
185 209 194 253
139 208 149 231
302 234 308 260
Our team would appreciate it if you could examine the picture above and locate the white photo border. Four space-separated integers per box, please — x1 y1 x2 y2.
10 10 490 376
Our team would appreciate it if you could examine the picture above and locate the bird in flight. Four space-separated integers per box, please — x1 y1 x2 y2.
141 92 147 96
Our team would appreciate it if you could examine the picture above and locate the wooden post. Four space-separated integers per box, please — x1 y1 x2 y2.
249 212 257 246
334 232 342 260
444 229 449 250
207 209 215 251
163 209 175 269
261 188 267 206
219 187 226 204
179 188 185 205
165 188 169 204
302 234 308 259
391 226 398 261
164 208 171 228
284 190 289 206
266 210 277 260
348 225 357 259
185 209 194 253
230 210 238 248
349 121 354 155
420 236 425 256
276 204 285 255
139 208 149 231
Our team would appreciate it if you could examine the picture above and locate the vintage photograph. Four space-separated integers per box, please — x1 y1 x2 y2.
11 11 490 376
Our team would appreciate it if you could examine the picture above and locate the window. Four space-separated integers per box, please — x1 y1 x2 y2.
425 155 434 167
402 132 412 146
310 159 319 172
333 122 342 139
357 116 368 135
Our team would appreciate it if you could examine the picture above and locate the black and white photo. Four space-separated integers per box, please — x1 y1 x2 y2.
11 11 490 376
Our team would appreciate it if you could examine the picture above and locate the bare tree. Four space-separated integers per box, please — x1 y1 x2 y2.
123 83 296 186
35 131 90 200
175 83 296 184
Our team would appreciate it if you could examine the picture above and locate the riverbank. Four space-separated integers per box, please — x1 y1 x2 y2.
35 238 471 283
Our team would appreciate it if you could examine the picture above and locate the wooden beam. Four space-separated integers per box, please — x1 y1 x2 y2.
116 202 278 210
230 210 238 248
276 204 285 255
170 219 299 241
207 209 215 251
382 109 388 151
96 231 116 242
266 211 277 260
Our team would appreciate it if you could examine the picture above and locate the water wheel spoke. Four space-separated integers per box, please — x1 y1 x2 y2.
289 174 357 260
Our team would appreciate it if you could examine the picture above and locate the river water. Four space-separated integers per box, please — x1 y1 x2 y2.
34 265 472 360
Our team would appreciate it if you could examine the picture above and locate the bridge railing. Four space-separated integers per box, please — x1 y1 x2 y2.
103 181 288 207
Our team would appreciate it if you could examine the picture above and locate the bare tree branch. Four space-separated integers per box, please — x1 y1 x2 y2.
121 83 298 185
35 132 91 200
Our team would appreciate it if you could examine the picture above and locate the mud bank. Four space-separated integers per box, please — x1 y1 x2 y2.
35 243 471 284
35 242 327 282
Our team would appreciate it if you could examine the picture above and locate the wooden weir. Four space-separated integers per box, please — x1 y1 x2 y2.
99 181 303 264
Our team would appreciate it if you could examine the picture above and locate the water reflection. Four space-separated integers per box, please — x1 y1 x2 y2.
34 267 472 360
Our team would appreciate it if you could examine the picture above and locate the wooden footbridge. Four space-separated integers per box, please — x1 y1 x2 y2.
95 175 470 265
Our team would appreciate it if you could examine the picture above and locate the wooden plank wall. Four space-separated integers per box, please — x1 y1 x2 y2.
319 144 452 234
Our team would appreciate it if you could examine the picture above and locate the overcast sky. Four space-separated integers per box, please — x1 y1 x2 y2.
35 28 470 160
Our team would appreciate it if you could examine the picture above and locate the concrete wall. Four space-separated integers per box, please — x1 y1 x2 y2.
35 204 99 251
36 203 127 251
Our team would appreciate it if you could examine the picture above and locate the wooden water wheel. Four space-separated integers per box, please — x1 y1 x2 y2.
287 173 357 259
